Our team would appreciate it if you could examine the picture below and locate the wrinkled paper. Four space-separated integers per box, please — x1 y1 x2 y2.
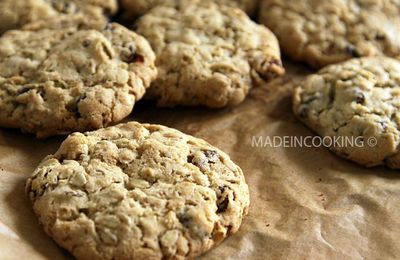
0 61 399 260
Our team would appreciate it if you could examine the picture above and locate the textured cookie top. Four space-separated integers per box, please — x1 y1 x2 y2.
259 0 400 68
26 122 250 259
121 0 258 19
136 2 284 108
293 57 400 168
0 0 118 34
0 16 157 138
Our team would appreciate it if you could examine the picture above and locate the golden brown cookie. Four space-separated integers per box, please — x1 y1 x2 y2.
136 2 284 108
259 0 400 68
0 16 157 138
293 57 400 168
121 0 259 19
26 121 250 259
0 0 118 34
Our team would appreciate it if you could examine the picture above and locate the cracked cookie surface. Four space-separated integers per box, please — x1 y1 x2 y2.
135 2 284 108
0 0 118 34
26 121 250 260
259 0 400 68
0 16 157 138
121 0 258 19
293 57 400 168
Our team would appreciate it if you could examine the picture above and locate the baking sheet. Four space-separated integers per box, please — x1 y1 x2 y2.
0 61 399 260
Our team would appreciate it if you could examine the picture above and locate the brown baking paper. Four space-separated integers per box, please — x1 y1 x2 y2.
1 61 399 260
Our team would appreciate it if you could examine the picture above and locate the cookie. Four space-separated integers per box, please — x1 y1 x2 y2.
135 2 284 108
26 121 250 259
0 0 118 34
0 15 157 138
121 0 258 19
293 57 400 168
259 0 400 68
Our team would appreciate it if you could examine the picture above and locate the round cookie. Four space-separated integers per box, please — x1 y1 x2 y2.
293 57 400 168
135 2 284 108
0 16 157 138
259 0 400 68
121 0 259 19
26 121 250 259
0 0 118 34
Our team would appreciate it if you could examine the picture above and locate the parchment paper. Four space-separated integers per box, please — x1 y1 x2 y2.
1 61 399 260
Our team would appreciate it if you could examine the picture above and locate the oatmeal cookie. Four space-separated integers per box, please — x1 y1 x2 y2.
259 0 400 68
121 0 259 19
293 57 400 168
136 2 284 108
0 16 157 138
26 121 250 259
0 0 117 34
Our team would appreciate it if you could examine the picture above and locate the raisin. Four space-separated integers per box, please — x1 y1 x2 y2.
380 121 387 131
217 196 229 213
355 93 365 104
67 95 86 118
345 45 361 58
299 106 309 119
17 87 30 94
178 214 191 228
122 45 145 63
204 150 218 163
101 43 113 59
375 34 385 40
79 208 89 215
187 154 194 163
82 39 91 48
36 87 45 98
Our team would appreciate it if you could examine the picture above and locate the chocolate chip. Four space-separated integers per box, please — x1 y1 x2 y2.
218 185 226 194
355 93 365 104
217 196 229 213
345 45 361 58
